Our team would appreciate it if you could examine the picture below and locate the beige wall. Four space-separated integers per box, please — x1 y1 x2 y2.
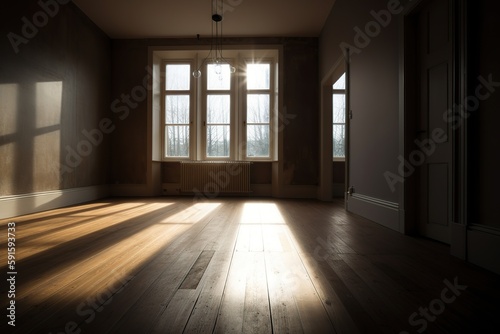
319 0 401 204
0 1 111 196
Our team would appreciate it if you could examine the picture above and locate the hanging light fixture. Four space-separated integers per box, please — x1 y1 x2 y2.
192 0 236 78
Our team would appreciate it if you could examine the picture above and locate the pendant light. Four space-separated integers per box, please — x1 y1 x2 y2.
192 0 236 78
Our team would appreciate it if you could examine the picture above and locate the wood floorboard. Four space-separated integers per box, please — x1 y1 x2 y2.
2 197 500 333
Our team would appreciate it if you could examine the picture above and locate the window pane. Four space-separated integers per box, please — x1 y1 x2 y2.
333 94 345 123
247 94 270 123
247 63 270 89
166 95 190 124
333 72 346 90
247 125 270 157
207 95 230 124
333 125 345 158
207 125 230 157
166 125 189 157
166 64 190 91
207 64 231 90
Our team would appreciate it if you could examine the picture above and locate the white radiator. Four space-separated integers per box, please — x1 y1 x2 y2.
180 161 251 194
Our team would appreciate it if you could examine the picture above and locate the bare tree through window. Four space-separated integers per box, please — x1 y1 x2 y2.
165 64 191 157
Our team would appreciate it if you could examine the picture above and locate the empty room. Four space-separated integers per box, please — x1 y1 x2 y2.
1 0 500 333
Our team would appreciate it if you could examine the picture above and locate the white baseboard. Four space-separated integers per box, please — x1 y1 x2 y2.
347 193 400 231
0 185 110 220
467 226 500 275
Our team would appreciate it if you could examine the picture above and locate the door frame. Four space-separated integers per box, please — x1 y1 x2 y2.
399 0 467 258
319 56 349 202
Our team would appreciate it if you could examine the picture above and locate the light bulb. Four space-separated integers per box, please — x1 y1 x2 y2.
214 63 222 75
193 70 201 78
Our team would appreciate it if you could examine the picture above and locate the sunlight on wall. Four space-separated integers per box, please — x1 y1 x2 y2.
0 83 18 136
35 81 62 128
0 84 19 195
34 81 63 186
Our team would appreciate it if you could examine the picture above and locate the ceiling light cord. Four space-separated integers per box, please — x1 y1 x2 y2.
193 0 236 79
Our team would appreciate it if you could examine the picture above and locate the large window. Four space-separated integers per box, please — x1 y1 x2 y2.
161 50 278 161
332 73 346 160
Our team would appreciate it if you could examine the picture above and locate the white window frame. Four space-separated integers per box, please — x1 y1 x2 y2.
332 73 346 162
162 60 196 161
160 49 279 162
241 58 276 161
201 60 237 160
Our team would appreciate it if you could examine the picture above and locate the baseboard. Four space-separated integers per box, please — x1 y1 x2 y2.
467 226 500 275
332 183 345 198
0 185 110 220
111 183 158 197
250 184 272 197
280 185 318 199
161 183 182 196
451 222 466 260
347 193 400 231
161 183 273 197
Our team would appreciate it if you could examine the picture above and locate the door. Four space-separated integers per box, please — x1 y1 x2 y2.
416 0 453 243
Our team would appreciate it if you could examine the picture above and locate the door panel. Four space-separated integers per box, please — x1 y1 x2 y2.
417 0 453 243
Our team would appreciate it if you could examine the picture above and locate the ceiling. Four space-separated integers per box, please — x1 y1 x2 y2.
73 0 336 39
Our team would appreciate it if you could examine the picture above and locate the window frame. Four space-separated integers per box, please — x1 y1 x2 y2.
160 49 279 162
241 58 276 161
201 61 237 160
332 73 346 162
162 60 196 161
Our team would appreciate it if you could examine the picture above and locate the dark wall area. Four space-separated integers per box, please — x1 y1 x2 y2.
110 38 319 187
0 0 111 196
468 0 500 229
282 40 319 185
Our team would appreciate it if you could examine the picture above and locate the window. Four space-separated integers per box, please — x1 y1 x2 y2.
161 50 278 161
245 63 271 158
205 63 232 158
164 63 193 158
332 73 346 160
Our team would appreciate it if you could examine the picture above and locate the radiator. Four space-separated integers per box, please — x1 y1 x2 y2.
180 161 252 194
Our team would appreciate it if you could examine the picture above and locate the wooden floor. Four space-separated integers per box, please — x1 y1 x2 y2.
1 197 499 333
